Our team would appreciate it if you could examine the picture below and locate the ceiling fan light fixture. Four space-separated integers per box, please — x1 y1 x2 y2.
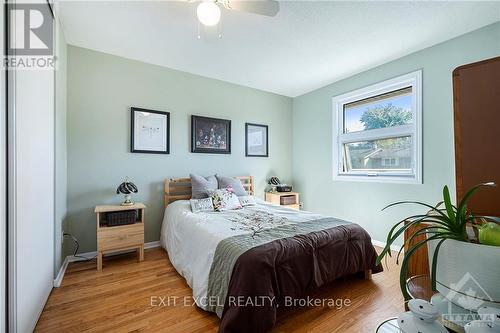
197 1 221 26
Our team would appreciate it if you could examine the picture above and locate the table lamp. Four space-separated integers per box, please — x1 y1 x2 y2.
116 177 138 206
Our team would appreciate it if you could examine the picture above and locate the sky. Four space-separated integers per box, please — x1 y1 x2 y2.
344 93 412 133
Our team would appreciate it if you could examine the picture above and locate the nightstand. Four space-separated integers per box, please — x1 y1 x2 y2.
94 203 145 271
265 192 300 210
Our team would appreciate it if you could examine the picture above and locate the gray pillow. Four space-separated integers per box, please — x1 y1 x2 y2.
216 175 247 197
190 174 218 199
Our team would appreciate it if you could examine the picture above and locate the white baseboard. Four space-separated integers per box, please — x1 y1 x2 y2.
372 239 402 253
53 256 70 287
145 240 161 249
53 240 162 287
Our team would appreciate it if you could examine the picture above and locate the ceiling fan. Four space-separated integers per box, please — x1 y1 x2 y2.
194 0 280 26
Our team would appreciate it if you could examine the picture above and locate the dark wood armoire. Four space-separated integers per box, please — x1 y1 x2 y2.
453 56 500 215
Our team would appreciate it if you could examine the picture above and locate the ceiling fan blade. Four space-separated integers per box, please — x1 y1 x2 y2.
224 0 280 17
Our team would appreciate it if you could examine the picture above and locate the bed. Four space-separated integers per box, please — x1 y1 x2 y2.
160 176 382 333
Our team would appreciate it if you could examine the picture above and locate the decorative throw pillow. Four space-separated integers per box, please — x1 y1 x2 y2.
190 198 215 213
216 175 247 197
190 174 218 199
208 188 242 212
239 195 257 207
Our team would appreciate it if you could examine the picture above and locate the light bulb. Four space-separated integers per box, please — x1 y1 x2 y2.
197 1 221 27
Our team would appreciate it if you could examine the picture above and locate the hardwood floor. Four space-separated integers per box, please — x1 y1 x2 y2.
35 247 404 333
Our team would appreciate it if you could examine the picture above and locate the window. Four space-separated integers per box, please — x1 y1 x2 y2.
382 158 397 167
332 70 422 183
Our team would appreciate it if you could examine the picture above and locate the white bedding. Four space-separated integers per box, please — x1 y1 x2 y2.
160 199 323 311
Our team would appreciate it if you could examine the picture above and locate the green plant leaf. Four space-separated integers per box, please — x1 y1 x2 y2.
398 230 460 264
378 208 467 266
405 226 450 249
385 214 434 240
377 216 438 264
376 215 453 265
377 214 433 263
387 215 452 244
383 201 449 219
443 185 456 223
457 203 468 230
457 182 496 224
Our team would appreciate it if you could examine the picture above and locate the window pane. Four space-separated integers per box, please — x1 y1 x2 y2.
343 136 412 172
343 87 413 133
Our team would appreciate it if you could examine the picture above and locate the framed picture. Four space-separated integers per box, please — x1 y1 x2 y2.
191 115 231 154
245 123 268 157
131 107 170 154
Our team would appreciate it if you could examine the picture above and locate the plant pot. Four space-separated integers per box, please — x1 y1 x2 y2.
427 239 500 311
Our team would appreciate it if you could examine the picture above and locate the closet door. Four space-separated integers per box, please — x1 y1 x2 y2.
7 2 55 331
453 56 500 216
13 66 55 333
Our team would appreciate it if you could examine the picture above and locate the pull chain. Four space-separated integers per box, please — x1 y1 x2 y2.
217 19 223 39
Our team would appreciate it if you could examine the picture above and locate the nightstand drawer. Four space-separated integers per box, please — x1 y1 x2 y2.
98 223 144 251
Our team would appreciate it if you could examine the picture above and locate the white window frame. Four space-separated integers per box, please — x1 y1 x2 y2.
332 70 422 184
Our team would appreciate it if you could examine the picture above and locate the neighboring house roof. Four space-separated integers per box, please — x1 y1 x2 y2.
348 148 374 157
363 147 411 159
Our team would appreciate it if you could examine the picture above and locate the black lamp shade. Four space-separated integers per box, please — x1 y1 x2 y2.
116 181 138 195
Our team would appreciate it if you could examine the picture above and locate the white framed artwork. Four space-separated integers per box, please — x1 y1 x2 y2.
245 123 268 157
131 107 170 154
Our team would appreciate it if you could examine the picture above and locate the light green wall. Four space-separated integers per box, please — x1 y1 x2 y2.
55 20 67 272
66 46 292 254
292 22 500 245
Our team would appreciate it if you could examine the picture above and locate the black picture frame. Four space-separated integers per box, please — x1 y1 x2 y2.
191 115 231 154
131 107 170 154
245 123 269 157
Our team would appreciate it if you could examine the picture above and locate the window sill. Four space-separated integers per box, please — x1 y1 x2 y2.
332 173 422 184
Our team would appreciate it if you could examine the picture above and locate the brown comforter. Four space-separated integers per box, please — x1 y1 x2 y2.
219 223 382 333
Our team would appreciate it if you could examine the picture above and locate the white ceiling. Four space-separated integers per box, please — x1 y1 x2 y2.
56 1 500 97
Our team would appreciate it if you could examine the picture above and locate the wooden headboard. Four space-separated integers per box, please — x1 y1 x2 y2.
164 176 254 207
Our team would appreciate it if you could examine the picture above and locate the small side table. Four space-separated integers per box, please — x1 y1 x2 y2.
94 203 146 271
265 191 300 210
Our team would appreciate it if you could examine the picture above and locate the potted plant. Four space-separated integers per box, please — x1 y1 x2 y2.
377 182 500 309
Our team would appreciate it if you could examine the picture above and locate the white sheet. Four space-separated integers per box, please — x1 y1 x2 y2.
160 199 323 310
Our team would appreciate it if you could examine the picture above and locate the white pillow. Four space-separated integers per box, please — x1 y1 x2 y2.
190 198 215 213
207 188 242 212
239 195 257 207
